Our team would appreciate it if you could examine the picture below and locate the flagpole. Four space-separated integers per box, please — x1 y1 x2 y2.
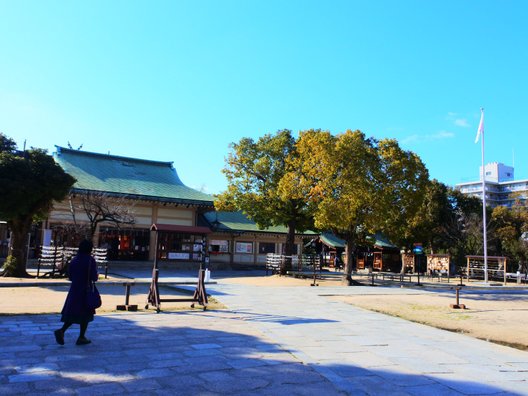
480 108 488 283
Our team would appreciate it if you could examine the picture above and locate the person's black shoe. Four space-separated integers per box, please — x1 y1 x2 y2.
54 329 64 345
76 337 91 346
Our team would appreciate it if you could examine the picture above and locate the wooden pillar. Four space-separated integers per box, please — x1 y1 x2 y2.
230 236 235 266
253 235 257 266
149 205 159 261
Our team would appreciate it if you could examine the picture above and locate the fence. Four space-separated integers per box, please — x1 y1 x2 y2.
465 255 507 284
37 246 109 278
266 253 321 275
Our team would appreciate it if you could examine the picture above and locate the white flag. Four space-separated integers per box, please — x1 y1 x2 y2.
475 108 484 143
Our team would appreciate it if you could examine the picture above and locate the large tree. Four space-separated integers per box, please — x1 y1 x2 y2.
492 200 528 273
216 130 313 273
409 180 486 269
294 130 429 285
0 134 75 277
375 138 430 248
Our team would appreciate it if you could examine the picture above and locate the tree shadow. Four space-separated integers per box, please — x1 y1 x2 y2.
434 288 528 303
0 312 524 395
178 309 340 326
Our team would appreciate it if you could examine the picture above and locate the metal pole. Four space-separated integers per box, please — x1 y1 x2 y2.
480 108 488 283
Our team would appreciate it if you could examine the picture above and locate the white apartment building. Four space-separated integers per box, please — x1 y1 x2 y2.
456 163 528 207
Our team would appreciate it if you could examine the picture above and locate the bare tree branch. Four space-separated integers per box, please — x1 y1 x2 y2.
66 191 136 241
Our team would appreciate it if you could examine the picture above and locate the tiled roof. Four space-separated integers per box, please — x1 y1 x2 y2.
53 147 214 205
320 232 397 249
320 232 346 248
202 211 317 235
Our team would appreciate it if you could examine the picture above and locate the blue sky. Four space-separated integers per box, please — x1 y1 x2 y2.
1 1 527 194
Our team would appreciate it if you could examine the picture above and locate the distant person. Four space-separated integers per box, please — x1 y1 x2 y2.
334 254 343 271
54 239 98 346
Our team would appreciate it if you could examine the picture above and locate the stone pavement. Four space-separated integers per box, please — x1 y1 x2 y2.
0 271 527 395
207 282 528 395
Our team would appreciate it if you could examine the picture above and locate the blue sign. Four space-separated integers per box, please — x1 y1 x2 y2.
412 246 423 255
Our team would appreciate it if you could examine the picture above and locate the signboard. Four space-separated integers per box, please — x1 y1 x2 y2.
235 242 253 254
412 243 423 255
168 252 190 260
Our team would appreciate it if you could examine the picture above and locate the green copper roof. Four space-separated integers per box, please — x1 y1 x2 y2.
53 147 214 205
320 232 397 249
320 232 346 248
369 232 397 249
202 211 317 235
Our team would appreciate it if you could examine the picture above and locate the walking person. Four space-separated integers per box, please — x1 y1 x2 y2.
54 239 98 346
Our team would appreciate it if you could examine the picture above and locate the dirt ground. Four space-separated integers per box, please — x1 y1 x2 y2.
0 283 222 315
1 274 527 350
329 292 528 351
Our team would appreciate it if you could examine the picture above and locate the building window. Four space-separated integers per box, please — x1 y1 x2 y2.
259 242 276 254
209 240 229 254
98 227 150 261
235 241 253 254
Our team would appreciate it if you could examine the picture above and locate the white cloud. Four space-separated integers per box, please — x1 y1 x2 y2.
454 118 470 128
446 112 470 128
435 131 455 139
401 131 454 144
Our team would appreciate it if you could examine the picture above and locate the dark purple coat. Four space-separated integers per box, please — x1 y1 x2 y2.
61 253 98 324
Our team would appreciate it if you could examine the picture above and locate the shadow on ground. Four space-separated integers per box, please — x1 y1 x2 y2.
0 312 523 395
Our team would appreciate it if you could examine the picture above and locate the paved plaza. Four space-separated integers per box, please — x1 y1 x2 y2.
0 271 527 395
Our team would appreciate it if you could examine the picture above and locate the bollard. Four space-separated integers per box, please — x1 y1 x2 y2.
415 270 422 286
450 287 466 309
310 256 319 286
117 282 138 311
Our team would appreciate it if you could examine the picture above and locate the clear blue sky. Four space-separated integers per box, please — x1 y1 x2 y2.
1 1 527 194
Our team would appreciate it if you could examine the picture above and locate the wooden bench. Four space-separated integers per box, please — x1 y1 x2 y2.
380 272 412 282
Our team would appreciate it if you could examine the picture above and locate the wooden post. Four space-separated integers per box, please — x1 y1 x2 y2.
311 254 318 287
450 287 466 309
467 256 470 283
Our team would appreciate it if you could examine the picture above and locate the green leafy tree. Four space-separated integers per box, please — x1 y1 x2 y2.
295 130 429 285
0 134 17 152
0 134 75 277
411 182 487 270
444 189 489 269
375 139 430 249
405 179 450 253
216 130 313 273
492 200 528 273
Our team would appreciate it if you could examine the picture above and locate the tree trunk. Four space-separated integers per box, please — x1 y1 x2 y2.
342 239 355 285
2 217 32 277
280 220 297 275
